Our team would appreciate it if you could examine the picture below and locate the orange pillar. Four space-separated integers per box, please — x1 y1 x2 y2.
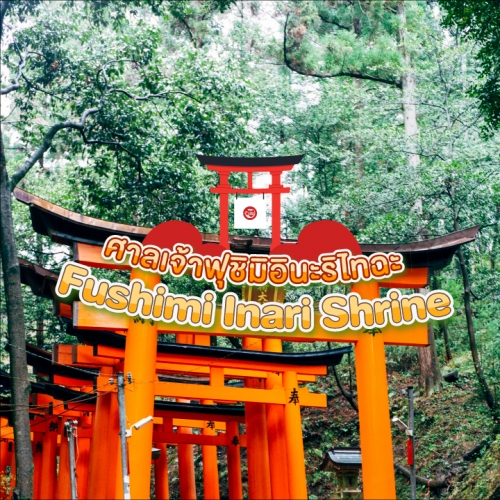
283 371 308 500
263 339 290 499
106 393 123 499
177 427 196 500
226 421 242 500
352 281 396 499
39 420 58 499
124 268 160 499
219 184 229 248
76 436 92 500
56 426 70 499
176 335 196 500
243 338 272 500
194 334 219 498
87 368 114 499
154 442 170 500
0 439 10 500
271 186 282 250
32 431 44 500
76 413 93 500
201 402 219 500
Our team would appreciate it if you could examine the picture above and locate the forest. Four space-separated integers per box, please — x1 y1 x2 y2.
0 1 499 499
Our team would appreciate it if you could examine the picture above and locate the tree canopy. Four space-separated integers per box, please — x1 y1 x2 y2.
439 0 500 130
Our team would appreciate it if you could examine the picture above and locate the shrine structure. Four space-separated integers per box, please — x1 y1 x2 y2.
0 155 479 500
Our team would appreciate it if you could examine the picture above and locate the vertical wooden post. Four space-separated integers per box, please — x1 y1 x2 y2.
32 431 44 500
219 172 230 249
271 173 282 250
154 442 170 500
176 333 197 500
76 434 91 500
226 421 242 500
202 378 220 500
39 420 58 499
0 439 10 500
55 426 70 499
283 370 308 500
201 411 219 500
87 367 115 499
264 339 289 499
124 268 159 499
107 390 122 499
177 427 197 500
352 281 396 499
243 338 272 500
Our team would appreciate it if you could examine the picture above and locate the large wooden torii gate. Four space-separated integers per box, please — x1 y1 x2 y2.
9 167 479 499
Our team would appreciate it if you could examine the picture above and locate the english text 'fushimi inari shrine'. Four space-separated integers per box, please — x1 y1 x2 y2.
1 155 478 499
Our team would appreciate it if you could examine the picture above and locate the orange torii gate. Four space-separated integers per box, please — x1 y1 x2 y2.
13 161 479 499
70 226 431 499
15 259 347 500
0 363 252 500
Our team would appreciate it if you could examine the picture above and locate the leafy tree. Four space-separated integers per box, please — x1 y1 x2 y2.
439 0 500 130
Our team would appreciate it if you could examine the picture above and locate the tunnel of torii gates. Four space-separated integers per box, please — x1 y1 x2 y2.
0 155 479 500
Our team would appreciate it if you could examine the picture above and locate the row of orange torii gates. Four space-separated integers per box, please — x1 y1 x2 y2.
0 156 478 500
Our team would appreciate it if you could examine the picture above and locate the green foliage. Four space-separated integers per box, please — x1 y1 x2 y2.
439 0 500 130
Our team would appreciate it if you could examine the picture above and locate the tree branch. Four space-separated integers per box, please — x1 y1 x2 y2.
9 107 99 190
331 364 358 412
78 129 143 178
283 14 402 89
1 52 27 95
108 87 201 104
97 59 137 94
227 337 242 349
97 60 201 104
318 12 350 30
394 463 448 488
179 17 194 42
20 73 65 100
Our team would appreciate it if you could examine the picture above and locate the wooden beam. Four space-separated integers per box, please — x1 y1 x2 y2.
74 301 430 345
377 267 429 288
152 431 247 447
121 350 326 376
154 411 245 424
54 302 72 319
95 377 326 407
67 344 316 381
172 419 226 431
74 242 130 270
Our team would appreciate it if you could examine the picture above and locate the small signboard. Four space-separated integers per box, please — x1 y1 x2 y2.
234 196 268 229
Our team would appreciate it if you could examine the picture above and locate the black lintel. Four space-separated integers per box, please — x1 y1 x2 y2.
196 154 304 167
72 327 351 366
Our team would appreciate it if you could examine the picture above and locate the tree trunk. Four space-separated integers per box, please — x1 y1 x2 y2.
441 322 453 362
398 2 421 202
416 288 442 395
455 244 496 410
0 128 34 498
432 271 452 361
417 322 442 396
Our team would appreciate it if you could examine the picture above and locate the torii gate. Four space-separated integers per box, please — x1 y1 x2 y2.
13 159 479 500
69 155 442 499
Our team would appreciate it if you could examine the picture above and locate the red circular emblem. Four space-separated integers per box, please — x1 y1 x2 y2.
243 206 257 220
